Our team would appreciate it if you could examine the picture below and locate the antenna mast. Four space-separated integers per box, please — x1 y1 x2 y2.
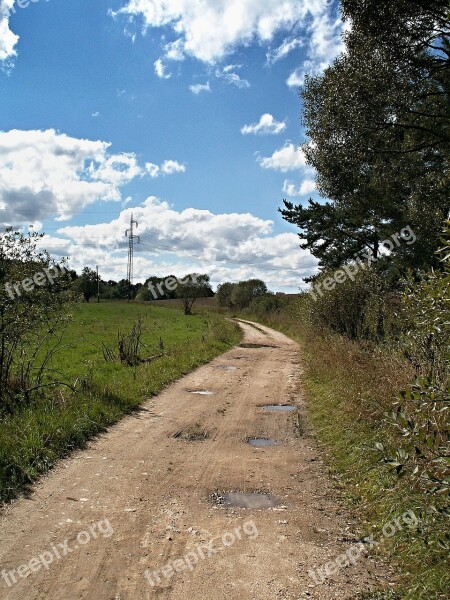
125 213 140 298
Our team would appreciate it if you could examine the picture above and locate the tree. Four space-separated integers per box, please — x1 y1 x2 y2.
73 267 98 302
282 0 449 276
0 228 71 410
175 274 213 315
231 279 268 310
216 282 235 307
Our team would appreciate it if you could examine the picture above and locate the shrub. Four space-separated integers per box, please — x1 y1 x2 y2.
308 267 400 341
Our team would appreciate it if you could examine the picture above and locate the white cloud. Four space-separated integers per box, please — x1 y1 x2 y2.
0 129 186 225
266 37 303 64
189 81 211 95
145 159 186 177
115 0 325 65
161 160 186 175
92 111 101 118
216 64 250 88
154 58 171 79
283 178 316 196
0 129 146 224
287 13 345 87
259 143 308 172
54 196 318 289
286 68 305 88
164 38 185 61
0 0 18 63
241 114 286 136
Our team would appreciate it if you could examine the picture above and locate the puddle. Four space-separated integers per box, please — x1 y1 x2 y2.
173 425 209 441
216 365 237 371
239 343 278 349
261 405 296 412
189 390 214 396
248 438 277 447
214 492 277 509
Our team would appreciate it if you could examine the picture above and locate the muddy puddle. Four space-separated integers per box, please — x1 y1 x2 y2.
248 438 277 447
239 343 278 349
214 492 277 509
261 404 296 412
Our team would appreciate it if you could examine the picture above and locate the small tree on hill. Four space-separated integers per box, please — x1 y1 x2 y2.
176 274 213 315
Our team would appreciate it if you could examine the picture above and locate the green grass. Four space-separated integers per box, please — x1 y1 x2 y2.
0 302 242 503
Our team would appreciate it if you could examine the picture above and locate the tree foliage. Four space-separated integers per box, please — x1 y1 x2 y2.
281 0 449 276
72 267 98 302
0 228 71 411
175 274 213 315
216 279 268 310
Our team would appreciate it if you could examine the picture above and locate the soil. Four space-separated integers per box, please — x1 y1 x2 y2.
0 320 394 599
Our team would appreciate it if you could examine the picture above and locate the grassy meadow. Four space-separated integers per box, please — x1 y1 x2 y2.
0 302 242 503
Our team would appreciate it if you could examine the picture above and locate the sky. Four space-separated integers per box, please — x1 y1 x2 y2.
0 0 345 292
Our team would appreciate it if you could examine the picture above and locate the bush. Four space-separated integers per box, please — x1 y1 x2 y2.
248 293 286 317
378 222 449 557
308 267 400 341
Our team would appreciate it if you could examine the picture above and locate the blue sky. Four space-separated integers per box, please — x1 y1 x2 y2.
0 0 344 291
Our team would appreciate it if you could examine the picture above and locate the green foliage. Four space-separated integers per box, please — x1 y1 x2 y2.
216 279 268 310
72 266 98 302
216 282 235 307
282 0 449 274
248 293 286 317
175 273 213 315
0 228 71 411
377 223 449 554
308 267 401 341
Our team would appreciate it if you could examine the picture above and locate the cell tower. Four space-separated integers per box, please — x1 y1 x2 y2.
125 213 140 298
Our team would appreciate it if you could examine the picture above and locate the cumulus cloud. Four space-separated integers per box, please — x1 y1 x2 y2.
0 0 18 64
189 81 211 95
54 197 317 289
283 178 316 196
115 0 312 64
258 143 308 172
145 159 186 177
241 114 286 136
0 129 185 225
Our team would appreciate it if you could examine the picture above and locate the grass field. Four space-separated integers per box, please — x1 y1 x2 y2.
0 302 242 504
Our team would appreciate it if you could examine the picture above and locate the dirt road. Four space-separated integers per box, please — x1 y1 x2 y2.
0 320 392 599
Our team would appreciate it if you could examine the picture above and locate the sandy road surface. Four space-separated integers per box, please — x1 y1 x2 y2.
0 320 392 599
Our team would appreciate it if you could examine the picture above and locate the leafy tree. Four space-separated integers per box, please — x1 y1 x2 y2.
216 282 235 307
73 267 98 302
175 274 213 315
231 279 268 310
0 228 71 410
282 0 449 276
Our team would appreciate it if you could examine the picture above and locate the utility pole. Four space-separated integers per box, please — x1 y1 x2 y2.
125 213 140 300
